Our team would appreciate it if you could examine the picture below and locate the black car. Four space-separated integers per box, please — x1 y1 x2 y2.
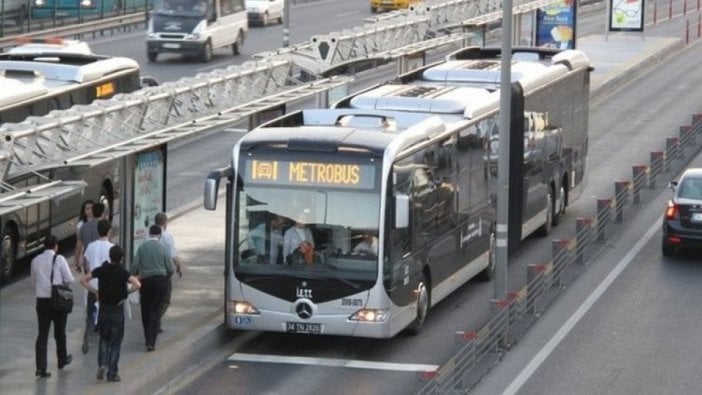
662 168 702 256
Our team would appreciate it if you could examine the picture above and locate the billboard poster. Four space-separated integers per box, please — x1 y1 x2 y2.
536 0 577 49
132 147 166 258
609 0 645 31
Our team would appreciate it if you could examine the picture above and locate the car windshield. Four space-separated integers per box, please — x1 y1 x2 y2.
235 186 381 282
678 176 702 200
153 0 209 17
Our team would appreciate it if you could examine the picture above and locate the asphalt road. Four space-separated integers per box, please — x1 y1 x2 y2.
5 0 699 392
471 37 702 394
153 7 702 395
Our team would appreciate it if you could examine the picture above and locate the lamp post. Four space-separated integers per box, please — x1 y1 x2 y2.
495 0 513 302
282 0 290 47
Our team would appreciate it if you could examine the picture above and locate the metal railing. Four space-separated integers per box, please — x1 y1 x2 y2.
416 113 702 394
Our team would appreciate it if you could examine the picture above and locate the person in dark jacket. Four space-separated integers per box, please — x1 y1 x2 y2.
81 245 141 382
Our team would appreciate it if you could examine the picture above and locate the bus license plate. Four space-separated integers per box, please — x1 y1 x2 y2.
692 213 702 222
163 43 180 49
285 322 322 334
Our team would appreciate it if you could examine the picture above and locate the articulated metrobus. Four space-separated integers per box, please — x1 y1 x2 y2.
0 40 142 283
203 47 592 338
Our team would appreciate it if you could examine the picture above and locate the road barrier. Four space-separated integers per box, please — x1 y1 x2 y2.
417 112 702 394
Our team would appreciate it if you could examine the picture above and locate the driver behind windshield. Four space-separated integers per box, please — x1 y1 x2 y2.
284 209 315 265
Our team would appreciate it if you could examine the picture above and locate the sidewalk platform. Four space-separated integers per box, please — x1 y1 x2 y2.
0 32 685 395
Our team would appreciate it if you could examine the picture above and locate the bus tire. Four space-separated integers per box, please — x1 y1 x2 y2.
232 32 244 55
406 273 430 335
537 191 553 237
370 6 377 13
147 51 158 62
0 225 17 284
553 185 565 226
200 40 213 63
480 231 496 281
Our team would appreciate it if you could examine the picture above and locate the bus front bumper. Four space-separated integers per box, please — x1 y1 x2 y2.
227 311 398 338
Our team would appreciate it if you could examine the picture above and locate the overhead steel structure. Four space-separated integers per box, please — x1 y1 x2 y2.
0 59 351 181
0 0 562 208
257 0 560 75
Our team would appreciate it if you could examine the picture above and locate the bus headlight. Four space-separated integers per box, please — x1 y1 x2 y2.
80 0 95 7
349 309 389 322
34 0 46 6
229 300 260 315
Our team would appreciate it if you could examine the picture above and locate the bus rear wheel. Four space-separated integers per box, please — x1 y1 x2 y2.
480 231 496 281
406 276 430 335
537 191 553 237
0 226 17 284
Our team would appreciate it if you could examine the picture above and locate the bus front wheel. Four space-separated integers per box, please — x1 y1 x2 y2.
147 51 158 62
406 275 430 335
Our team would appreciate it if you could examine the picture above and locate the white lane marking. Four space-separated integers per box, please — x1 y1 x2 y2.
228 353 439 372
335 10 362 17
503 222 660 395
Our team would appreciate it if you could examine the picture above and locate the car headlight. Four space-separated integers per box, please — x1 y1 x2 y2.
34 0 46 6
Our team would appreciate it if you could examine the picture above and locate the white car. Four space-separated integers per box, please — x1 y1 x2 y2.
9 38 92 55
246 0 283 26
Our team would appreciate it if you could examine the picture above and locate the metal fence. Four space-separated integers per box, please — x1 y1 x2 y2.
416 113 702 394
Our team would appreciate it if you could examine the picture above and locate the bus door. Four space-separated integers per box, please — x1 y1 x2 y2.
386 166 419 307
408 165 454 285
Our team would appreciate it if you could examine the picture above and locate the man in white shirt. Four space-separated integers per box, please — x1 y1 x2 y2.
81 219 114 354
31 235 74 378
352 232 379 256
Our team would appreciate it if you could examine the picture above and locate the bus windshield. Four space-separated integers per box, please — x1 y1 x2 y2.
235 185 381 283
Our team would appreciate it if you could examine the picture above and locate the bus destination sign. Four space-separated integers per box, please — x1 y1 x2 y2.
245 160 376 189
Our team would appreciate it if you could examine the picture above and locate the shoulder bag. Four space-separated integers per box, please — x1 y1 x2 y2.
50 255 74 314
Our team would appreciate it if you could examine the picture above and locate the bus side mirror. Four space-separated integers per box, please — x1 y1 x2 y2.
395 194 409 229
669 180 678 191
204 166 232 210
203 177 220 211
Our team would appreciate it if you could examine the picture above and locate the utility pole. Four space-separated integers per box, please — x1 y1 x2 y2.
495 0 513 301
282 0 290 47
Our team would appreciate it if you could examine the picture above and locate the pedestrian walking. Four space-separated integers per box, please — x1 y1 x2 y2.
154 212 182 332
80 245 140 383
131 225 173 351
73 199 94 271
81 218 114 354
31 235 74 378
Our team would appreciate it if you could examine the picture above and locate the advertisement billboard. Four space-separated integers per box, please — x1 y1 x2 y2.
609 0 645 31
536 0 577 49
131 146 166 258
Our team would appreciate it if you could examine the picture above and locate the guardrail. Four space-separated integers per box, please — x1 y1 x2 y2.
0 11 145 51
